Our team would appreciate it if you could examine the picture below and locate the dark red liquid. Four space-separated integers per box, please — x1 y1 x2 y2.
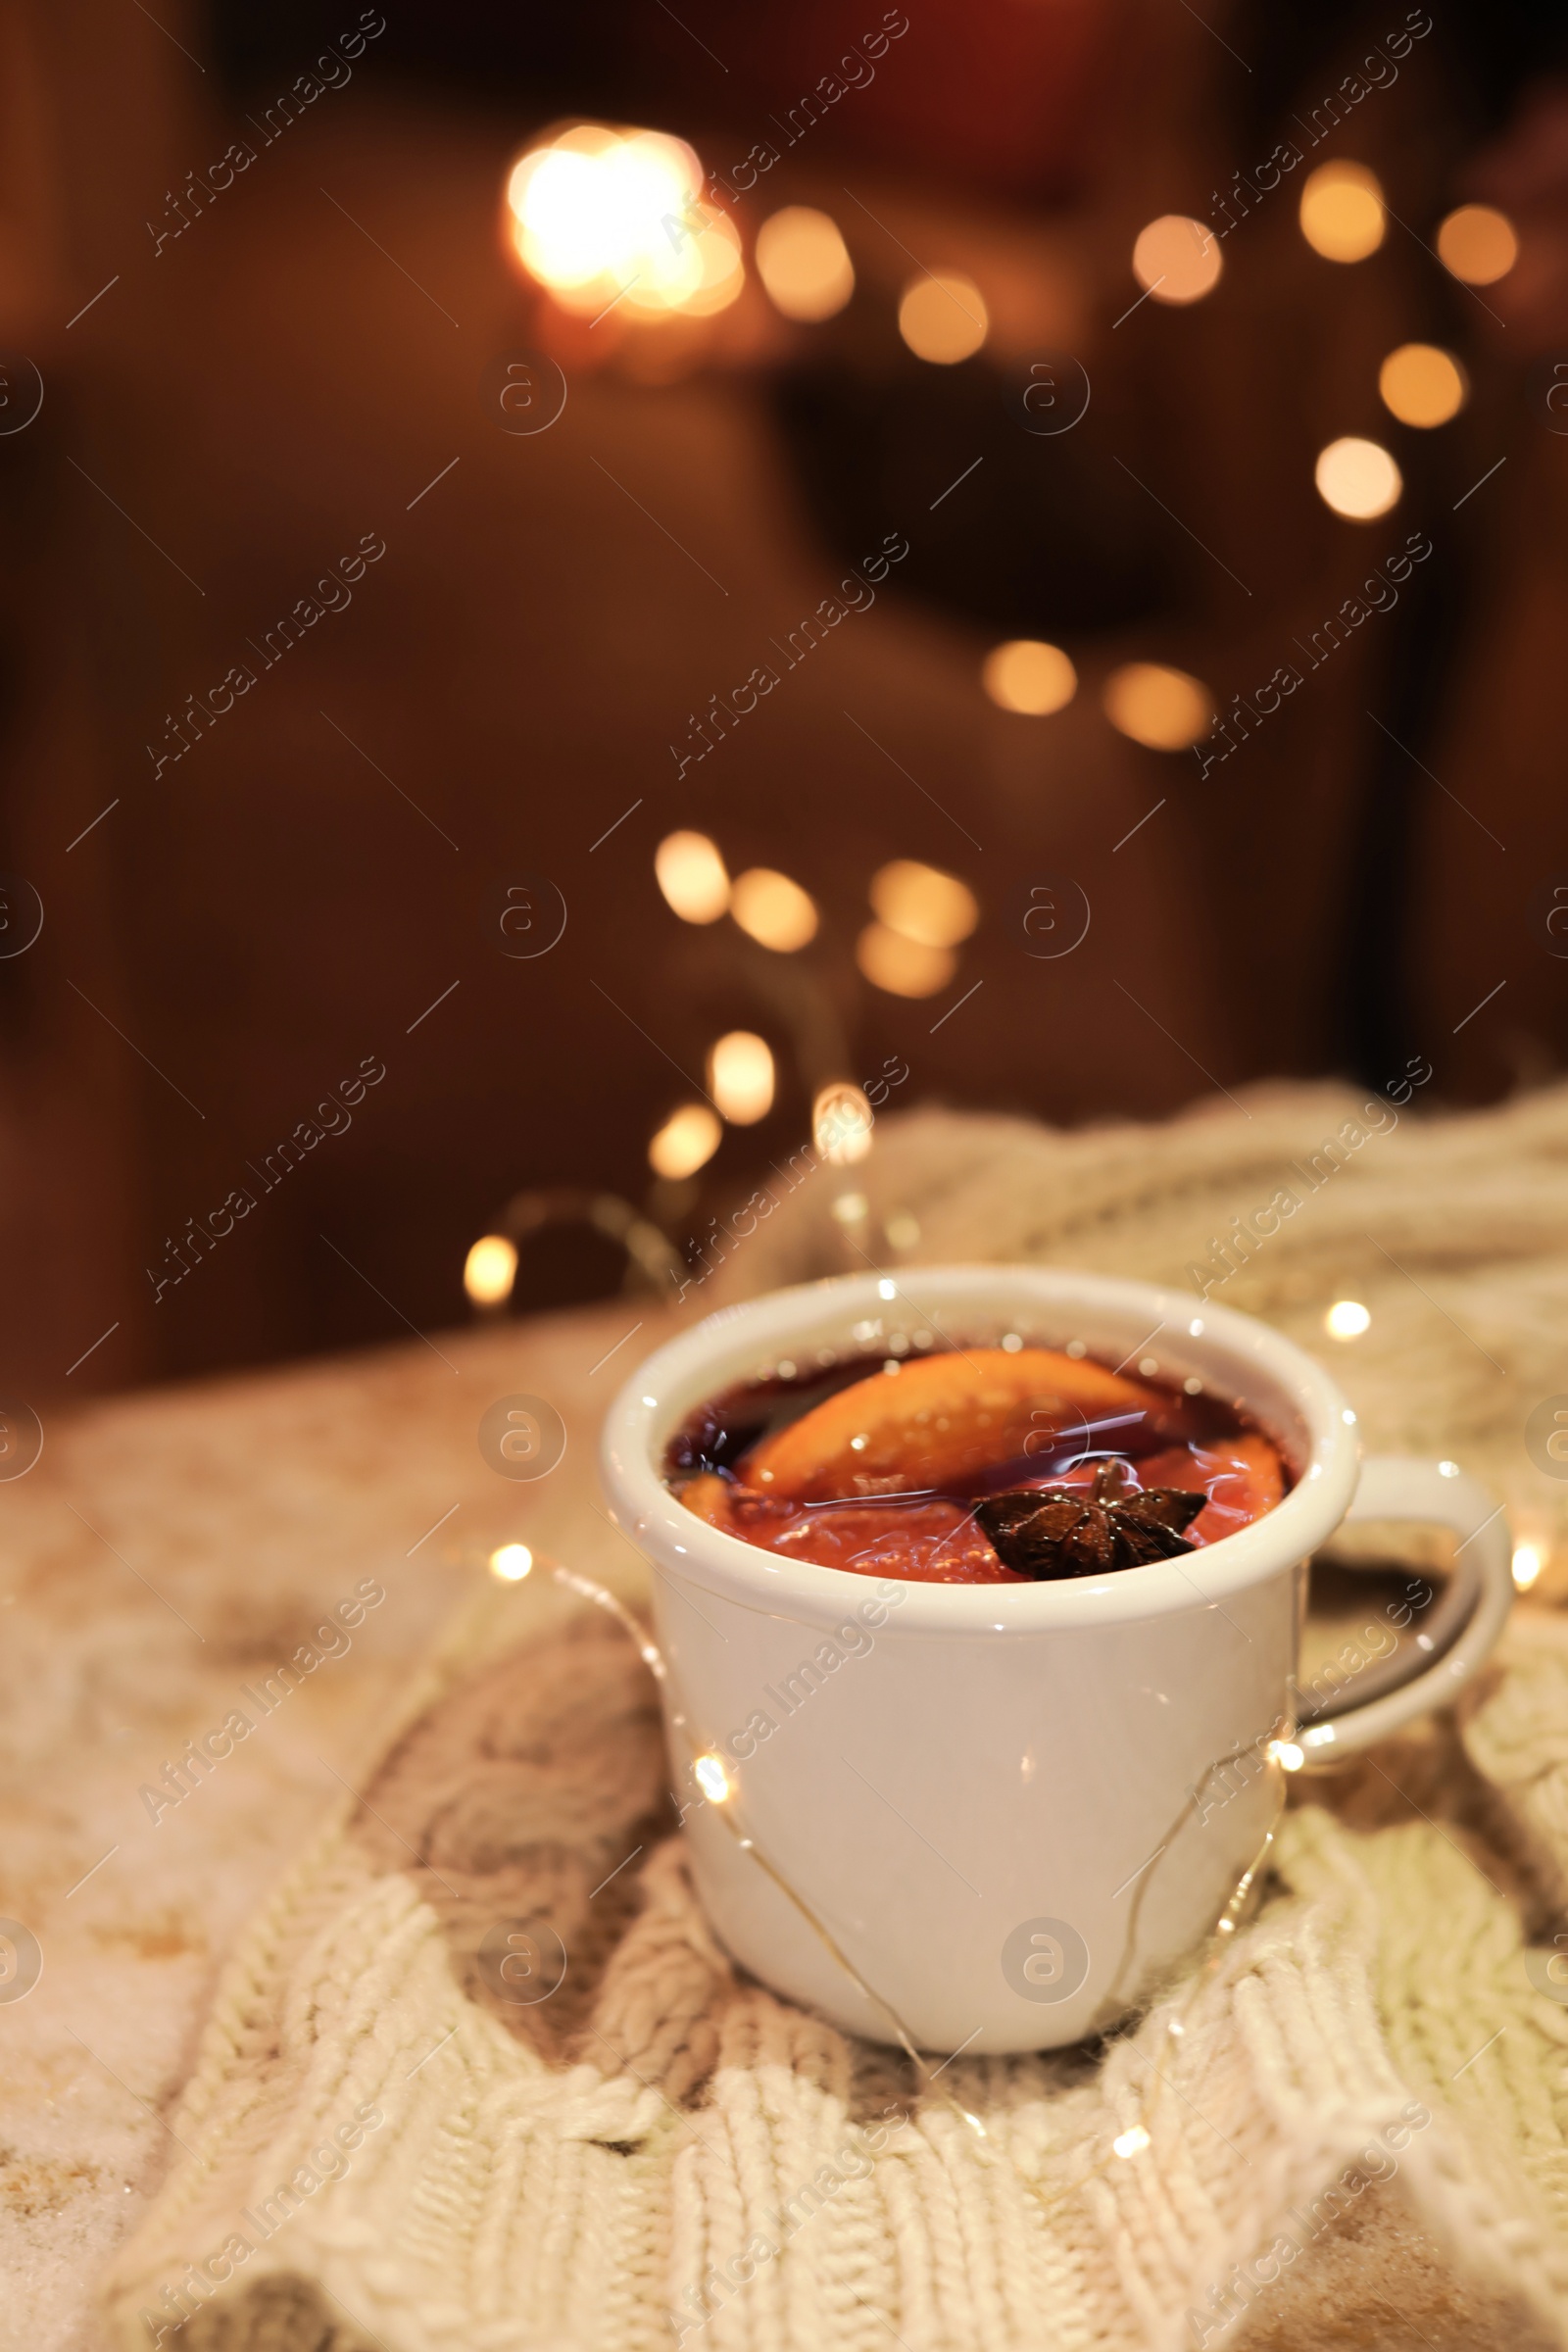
665 1341 1290 1584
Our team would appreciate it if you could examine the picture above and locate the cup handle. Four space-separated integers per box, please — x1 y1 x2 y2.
1296 1455 1514 1761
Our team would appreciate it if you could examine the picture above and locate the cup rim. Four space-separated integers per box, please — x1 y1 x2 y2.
601 1264 1361 1630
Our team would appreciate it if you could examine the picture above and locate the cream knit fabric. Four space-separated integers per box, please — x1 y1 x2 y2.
102 1084 1568 2352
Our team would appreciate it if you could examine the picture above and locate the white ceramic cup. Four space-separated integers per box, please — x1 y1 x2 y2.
601 1266 1513 2054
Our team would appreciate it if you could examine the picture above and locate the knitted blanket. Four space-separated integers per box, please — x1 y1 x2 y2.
101 1085 1568 2352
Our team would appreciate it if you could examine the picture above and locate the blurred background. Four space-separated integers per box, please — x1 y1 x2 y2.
2 0 1566 1397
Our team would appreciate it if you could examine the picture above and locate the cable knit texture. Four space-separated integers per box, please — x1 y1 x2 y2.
102 1088 1568 2352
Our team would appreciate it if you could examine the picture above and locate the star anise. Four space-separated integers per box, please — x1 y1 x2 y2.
975 1462 1206 1580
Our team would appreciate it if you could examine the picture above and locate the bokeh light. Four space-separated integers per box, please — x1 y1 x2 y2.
897 271 988 364
1315 435 1402 520
1131 215 1223 304
730 866 818 951
1102 663 1213 752
1436 203 1518 285
1325 1298 1371 1339
756 206 855 321
707 1030 775 1124
655 830 729 923
857 920 956 997
464 1234 517 1306
812 1082 874 1165
1378 343 1467 428
1512 1544 1544 1591
871 859 978 950
489 1544 533 1582
693 1751 732 1801
506 123 743 318
1298 162 1386 262
649 1102 722 1179
982 639 1077 716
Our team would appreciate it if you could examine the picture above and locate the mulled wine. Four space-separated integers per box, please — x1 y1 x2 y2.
665 1336 1290 1584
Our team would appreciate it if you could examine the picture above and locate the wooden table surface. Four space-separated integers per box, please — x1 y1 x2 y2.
0 1298 677 2352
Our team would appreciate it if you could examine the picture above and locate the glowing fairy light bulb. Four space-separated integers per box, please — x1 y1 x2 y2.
756 206 854 321
489 1544 534 1582
708 1031 775 1124
1325 1299 1371 1340
1379 343 1466 428
982 639 1076 716
1102 663 1212 752
1436 204 1517 286
649 1103 722 1180
856 924 956 998
656 830 729 923
693 1751 732 1802
870 860 978 950
898 271 987 364
465 1234 517 1306
813 1082 873 1167
1298 162 1386 262
729 867 817 951
1131 215 1222 303
1315 438 1401 521
505 124 743 318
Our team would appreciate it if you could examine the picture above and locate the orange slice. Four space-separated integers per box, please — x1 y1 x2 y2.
739 1347 1153 1501
677 1472 734 1529
1198 1432 1285 1530
1139 1433 1285 1544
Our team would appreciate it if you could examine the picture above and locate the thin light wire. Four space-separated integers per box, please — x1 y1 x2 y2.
479 1544 1285 2205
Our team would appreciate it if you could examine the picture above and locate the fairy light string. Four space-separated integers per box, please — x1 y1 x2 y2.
469 1541 1293 2226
